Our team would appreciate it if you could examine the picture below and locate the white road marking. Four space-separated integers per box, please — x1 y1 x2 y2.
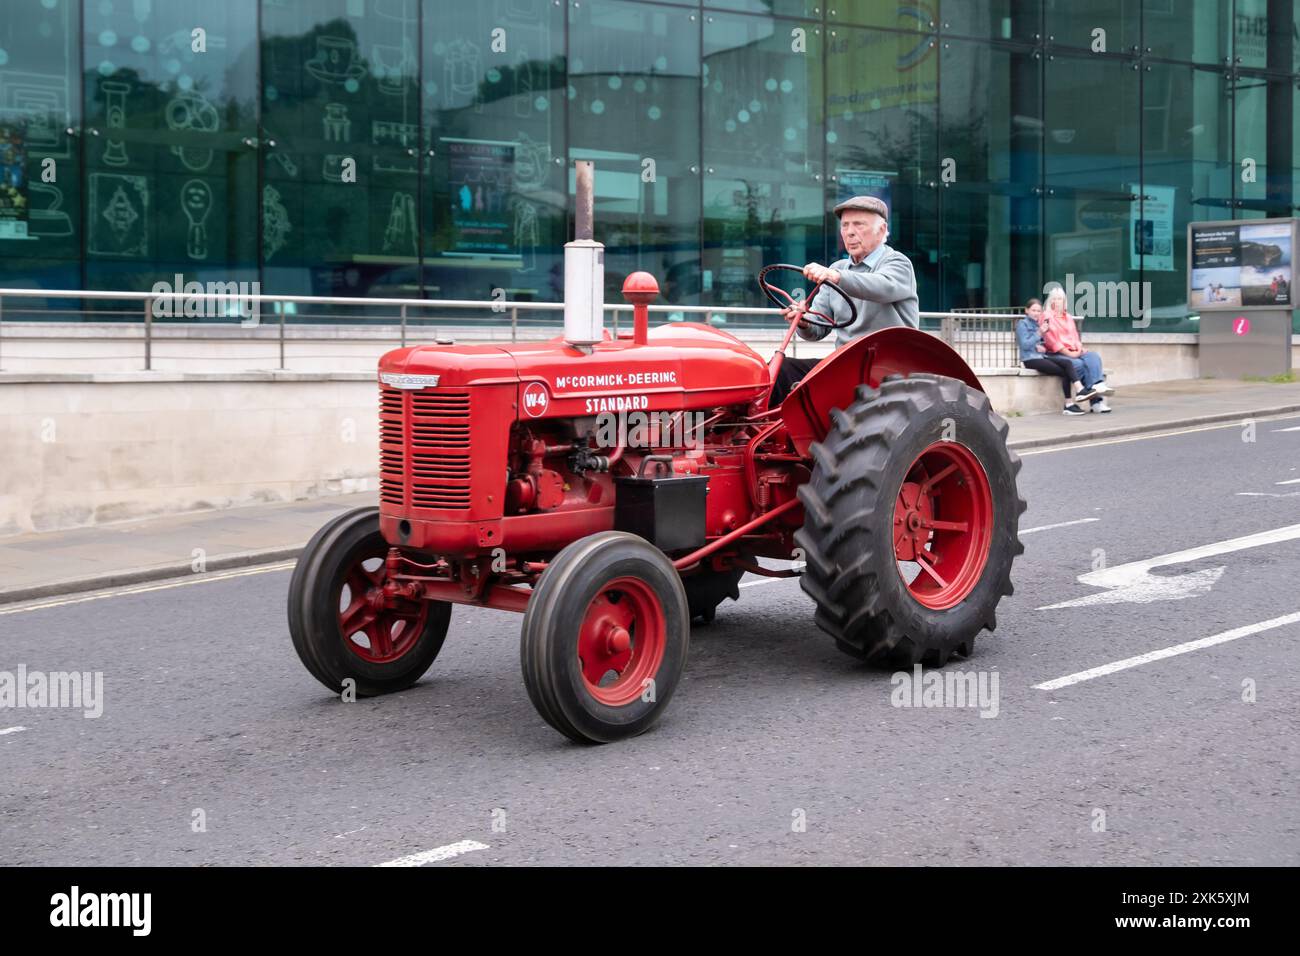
739 576 797 588
1022 517 1100 534
1 726 28 736
1038 522 1300 610
1034 611 1300 690
376 840 489 867
1273 425 1300 432
0 561 297 617
1276 478 1300 485
1237 491 1300 498
1019 414 1300 456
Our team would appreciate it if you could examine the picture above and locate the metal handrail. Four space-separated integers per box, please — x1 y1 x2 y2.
0 285 1029 372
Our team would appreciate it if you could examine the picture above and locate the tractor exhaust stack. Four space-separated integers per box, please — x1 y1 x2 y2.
564 160 604 348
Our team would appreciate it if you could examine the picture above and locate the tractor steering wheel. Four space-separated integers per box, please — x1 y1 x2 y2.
758 263 858 330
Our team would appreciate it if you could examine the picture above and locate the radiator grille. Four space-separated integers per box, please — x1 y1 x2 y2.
378 385 472 511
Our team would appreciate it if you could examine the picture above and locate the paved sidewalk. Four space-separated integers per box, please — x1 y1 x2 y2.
1 377 1298 604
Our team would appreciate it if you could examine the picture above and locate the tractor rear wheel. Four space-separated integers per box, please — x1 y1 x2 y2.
520 532 690 744
288 507 451 696
794 374 1025 666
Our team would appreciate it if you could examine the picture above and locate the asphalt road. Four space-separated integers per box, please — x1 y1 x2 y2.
3 414 1299 866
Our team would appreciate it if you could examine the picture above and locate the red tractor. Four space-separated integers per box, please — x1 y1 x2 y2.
289 168 1024 744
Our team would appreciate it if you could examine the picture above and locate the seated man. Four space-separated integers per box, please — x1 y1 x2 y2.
770 196 920 406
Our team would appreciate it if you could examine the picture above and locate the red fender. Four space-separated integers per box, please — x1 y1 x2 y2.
779 326 983 456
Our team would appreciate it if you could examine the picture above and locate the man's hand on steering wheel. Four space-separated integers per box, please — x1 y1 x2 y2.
802 262 839 285
757 263 858 331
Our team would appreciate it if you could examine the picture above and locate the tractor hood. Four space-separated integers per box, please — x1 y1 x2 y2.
379 322 770 416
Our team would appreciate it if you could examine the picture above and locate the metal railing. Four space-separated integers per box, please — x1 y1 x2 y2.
0 286 1024 372
946 308 1025 369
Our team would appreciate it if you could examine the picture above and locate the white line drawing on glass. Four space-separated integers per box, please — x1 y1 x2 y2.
513 132 547 192
376 0 417 23
514 47 535 118
89 171 149 257
498 0 542 26
0 73 69 157
373 36 416 96
27 183 74 238
372 119 418 173
372 119 417 147
444 39 482 109
262 184 291 260
272 151 299 177
305 35 367 86
322 153 350 182
181 179 213 259
323 102 352 142
164 89 220 172
100 80 131 167
383 191 417 256
512 197 538 273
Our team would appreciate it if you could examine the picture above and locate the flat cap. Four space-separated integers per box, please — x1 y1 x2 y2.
833 195 889 221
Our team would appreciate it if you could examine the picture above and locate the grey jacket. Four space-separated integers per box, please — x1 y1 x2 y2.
796 244 919 349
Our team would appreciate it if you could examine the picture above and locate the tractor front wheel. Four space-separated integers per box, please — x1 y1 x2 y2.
520 532 690 744
795 374 1026 666
288 507 451 696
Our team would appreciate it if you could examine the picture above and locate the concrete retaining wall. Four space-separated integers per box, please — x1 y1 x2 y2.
0 373 378 535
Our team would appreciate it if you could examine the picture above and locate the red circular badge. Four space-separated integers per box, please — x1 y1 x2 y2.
522 381 550 417
1233 316 1250 336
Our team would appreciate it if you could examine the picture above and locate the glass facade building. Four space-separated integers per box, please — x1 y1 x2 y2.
1 0 1297 330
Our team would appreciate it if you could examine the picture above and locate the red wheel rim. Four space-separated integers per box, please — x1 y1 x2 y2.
893 441 994 610
336 554 428 664
576 577 667 707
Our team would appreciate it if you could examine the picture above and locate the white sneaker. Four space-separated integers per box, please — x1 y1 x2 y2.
1090 399 1112 413
1092 381 1115 395
1063 403 1086 416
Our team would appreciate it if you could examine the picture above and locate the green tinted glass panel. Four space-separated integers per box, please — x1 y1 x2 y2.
422 0 564 304
1142 64 1231 326
83 0 258 295
827 26 939 311
261 0 419 299
703 12 823 310
570 1 701 306
1044 0 1140 54
940 0 1040 42
0 0 81 291
1043 52 1141 331
939 39 1041 311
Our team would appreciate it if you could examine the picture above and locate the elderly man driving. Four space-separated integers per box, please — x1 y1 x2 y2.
770 196 919 405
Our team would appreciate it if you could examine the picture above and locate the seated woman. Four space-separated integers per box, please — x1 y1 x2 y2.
1041 286 1113 413
1016 298 1088 415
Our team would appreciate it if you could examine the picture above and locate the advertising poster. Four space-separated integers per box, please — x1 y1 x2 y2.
1189 220 1293 309
0 122 30 240
1238 221 1291 307
1131 184 1175 271
443 138 517 258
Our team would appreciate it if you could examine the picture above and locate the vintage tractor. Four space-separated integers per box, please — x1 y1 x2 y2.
288 164 1025 744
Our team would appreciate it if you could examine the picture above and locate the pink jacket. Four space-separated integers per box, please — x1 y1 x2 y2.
1042 311 1082 354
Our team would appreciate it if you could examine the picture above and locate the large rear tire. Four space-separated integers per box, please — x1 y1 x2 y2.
520 532 690 744
288 507 451 696
794 375 1025 666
